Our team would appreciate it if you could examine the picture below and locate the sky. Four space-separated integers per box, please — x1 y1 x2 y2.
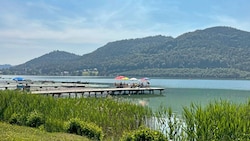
0 0 249 65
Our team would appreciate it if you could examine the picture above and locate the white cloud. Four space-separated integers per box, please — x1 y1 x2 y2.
1 0 250 65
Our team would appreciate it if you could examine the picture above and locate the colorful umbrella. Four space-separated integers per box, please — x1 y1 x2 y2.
129 77 138 81
115 76 129 80
122 77 129 80
141 77 150 81
13 77 25 81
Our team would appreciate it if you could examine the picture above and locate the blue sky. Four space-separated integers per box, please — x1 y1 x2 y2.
0 0 249 65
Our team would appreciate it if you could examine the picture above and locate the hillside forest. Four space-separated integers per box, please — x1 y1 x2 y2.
2 26 250 79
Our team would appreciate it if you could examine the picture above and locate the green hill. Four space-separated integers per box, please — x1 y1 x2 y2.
3 26 250 79
6 50 81 75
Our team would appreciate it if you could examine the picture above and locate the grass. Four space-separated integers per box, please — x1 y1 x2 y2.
0 122 89 141
1 90 249 140
0 90 152 140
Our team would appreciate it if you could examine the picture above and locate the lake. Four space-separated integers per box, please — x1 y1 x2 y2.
2 75 250 114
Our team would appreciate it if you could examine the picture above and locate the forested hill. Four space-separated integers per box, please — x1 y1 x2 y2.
6 51 81 75
3 26 250 79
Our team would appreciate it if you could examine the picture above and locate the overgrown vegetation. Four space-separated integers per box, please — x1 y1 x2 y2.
0 90 249 140
64 118 104 140
182 101 250 141
0 90 152 140
154 101 250 141
120 126 167 141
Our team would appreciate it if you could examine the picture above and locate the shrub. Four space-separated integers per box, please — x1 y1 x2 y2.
26 110 44 128
9 113 26 126
64 118 82 135
65 118 104 141
81 121 104 141
120 126 167 141
0 91 152 139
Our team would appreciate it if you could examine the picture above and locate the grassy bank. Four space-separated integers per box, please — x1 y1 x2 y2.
0 90 249 140
0 90 152 140
0 122 89 141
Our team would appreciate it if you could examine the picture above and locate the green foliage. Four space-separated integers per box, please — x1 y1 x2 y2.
183 101 250 141
0 90 152 139
80 121 104 141
1 90 250 140
64 118 104 140
26 110 44 128
65 118 82 135
121 68 250 79
155 106 185 141
44 118 65 132
4 26 250 79
120 126 167 141
9 113 26 126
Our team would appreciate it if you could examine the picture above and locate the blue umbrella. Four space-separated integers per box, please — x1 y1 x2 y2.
13 77 24 81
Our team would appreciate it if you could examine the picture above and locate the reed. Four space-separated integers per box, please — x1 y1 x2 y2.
1 90 249 140
183 100 250 141
154 106 185 141
0 90 152 139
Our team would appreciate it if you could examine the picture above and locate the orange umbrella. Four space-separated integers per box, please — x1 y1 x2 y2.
115 76 129 80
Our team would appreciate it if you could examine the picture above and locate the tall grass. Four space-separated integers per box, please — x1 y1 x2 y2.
0 90 152 139
153 100 250 141
1 90 249 140
183 101 250 141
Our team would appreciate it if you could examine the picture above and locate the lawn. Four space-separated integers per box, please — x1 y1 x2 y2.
0 122 89 141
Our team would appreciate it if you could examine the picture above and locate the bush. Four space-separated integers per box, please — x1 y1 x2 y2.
120 126 167 141
0 91 152 139
9 113 26 126
65 118 104 141
26 110 44 128
81 121 104 141
64 118 82 135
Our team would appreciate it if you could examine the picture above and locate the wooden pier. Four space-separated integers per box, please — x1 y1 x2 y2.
31 87 165 97
0 79 165 97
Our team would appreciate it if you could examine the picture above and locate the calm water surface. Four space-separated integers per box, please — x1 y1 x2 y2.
2 75 250 113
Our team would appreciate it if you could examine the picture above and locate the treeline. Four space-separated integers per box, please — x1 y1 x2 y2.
120 68 250 79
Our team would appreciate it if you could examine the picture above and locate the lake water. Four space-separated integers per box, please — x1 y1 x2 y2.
2 75 250 114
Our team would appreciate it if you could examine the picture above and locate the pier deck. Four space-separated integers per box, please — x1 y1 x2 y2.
31 87 164 97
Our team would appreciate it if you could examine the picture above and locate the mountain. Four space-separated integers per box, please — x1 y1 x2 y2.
4 26 250 79
7 50 81 75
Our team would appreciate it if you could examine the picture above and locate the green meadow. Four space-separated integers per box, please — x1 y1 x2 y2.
0 121 90 141
0 90 249 140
